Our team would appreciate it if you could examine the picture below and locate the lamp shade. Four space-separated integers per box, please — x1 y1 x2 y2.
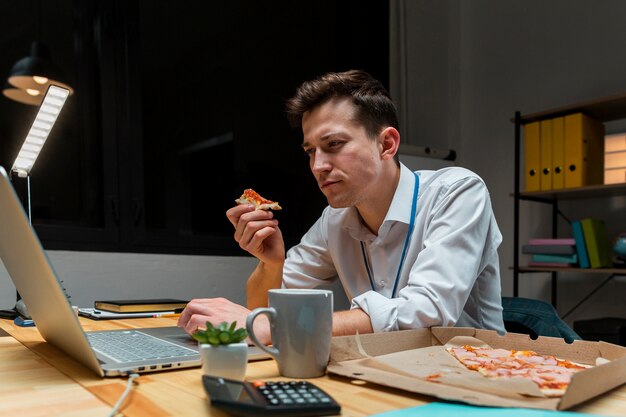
2 81 45 106
3 42 73 106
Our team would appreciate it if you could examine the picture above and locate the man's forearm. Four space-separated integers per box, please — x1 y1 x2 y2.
246 261 284 309
332 308 374 337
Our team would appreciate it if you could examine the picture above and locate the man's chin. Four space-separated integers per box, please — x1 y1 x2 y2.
325 196 353 209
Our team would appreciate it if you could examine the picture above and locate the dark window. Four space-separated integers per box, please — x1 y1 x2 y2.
0 0 390 255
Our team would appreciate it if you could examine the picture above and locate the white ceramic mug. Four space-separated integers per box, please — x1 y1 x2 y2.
246 289 333 378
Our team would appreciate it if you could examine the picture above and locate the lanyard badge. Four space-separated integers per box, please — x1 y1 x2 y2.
360 171 419 298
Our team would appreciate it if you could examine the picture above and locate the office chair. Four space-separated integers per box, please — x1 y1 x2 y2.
502 296 581 343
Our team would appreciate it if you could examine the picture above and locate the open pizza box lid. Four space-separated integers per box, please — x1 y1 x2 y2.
327 327 626 410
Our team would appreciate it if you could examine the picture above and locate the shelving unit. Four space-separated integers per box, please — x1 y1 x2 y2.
513 93 626 310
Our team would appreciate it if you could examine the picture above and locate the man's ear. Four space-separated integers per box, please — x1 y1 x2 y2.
379 127 400 161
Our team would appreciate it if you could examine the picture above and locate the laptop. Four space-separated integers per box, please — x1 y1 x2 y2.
0 166 267 377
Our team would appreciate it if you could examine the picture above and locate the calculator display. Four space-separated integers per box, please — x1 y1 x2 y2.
203 378 255 403
202 375 341 417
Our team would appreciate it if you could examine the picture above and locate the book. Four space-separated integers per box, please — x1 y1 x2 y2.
605 133 626 153
552 117 565 189
527 238 576 246
540 119 553 190
571 220 590 268
522 244 576 255
531 254 578 264
528 261 576 268
94 298 189 313
78 308 179 320
580 218 613 268
564 113 605 188
524 121 541 191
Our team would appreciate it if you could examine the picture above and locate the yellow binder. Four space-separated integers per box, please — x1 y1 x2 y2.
564 113 605 188
524 121 541 192
540 119 553 190
551 117 565 189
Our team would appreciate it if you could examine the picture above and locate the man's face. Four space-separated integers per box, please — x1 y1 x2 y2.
301 97 383 208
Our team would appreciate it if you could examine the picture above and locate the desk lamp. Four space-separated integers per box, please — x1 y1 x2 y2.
2 39 74 106
10 84 70 319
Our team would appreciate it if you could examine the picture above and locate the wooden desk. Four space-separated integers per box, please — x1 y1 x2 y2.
1 317 626 416
0 327 112 417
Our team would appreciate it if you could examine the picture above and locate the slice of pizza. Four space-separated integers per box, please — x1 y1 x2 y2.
447 345 590 397
235 188 282 210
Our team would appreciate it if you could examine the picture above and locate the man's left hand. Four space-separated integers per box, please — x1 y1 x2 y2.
177 297 271 344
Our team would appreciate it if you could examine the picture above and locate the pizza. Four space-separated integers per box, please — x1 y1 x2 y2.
447 345 590 397
235 188 282 210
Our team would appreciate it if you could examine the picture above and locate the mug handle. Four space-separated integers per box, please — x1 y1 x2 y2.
246 307 280 360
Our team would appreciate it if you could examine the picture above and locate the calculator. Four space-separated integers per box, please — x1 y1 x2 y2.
202 375 341 417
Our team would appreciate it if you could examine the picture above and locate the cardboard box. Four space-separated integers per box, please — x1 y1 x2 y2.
327 327 626 410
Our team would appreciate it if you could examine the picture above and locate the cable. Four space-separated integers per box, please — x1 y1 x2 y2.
106 373 140 417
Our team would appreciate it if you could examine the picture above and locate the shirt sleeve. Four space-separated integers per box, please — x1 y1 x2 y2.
282 207 339 289
351 176 499 332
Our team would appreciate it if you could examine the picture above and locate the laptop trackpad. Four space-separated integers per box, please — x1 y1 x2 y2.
140 326 198 349
139 326 270 360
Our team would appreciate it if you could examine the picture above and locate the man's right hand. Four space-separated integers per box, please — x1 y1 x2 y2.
226 204 285 265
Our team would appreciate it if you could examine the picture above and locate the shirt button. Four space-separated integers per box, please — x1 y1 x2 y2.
379 280 386 288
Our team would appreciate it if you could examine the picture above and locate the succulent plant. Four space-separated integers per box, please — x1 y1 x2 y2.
192 321 248 346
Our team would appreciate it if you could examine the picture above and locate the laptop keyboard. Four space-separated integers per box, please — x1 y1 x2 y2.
87 330 198 363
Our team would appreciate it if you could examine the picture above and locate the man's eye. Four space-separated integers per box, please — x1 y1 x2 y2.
303 148 315 156
328 141 343 149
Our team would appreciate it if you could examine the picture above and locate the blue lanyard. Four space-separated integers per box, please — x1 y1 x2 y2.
360 171 419 298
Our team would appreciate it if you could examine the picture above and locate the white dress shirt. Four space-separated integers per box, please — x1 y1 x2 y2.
283 163 505 333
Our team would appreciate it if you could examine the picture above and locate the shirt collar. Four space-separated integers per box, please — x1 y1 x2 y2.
384 163 417 225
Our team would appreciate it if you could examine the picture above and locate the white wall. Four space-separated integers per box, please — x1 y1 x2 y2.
400 0 626 325
0 250 351 312
0 251 257 310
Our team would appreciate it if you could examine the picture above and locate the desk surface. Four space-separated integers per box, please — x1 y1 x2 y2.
1 318 626 417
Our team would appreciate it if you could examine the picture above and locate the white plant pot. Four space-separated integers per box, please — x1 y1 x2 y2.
200 342 248 381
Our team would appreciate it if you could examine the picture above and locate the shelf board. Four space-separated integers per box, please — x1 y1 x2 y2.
513 91 626 124
516 182 626 201
517 266 626 275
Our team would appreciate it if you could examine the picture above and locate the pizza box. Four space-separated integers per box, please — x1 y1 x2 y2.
327 327 626 410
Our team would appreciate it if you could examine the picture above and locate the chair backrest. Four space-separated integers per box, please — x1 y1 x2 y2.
502 297 581 343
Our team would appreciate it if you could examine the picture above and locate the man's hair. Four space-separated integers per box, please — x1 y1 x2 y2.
286 70 399 140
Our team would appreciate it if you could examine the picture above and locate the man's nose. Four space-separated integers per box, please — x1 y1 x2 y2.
311 150 331 173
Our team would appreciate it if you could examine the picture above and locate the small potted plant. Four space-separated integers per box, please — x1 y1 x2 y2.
192 321 248 380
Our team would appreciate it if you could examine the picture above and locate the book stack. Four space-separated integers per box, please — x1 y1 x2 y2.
524 113 604 191
571 218 613 268
604 133 626 184
523 238 578 267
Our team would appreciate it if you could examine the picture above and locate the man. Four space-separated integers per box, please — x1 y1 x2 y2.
178 70 505 343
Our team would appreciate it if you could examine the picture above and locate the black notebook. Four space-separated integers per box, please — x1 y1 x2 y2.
94 298 189 313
